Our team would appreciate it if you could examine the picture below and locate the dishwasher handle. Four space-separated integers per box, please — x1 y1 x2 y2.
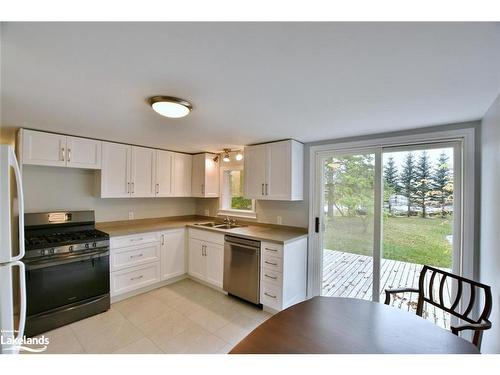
224 235 260 249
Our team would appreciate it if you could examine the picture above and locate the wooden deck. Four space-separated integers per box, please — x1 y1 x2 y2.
322 249 452 329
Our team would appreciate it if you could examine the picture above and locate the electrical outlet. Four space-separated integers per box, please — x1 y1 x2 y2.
128 210 134 220
204 209 210 217
277 216 282 225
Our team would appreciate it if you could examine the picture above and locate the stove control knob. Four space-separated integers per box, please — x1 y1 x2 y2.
85 243 90 249
68 245 74 253
49 248 55 255
40 249 45 256
92 242 97 248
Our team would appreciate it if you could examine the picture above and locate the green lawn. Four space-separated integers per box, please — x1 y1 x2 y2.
323 215 452 268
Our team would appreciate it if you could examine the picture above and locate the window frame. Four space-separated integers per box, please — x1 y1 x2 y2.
218 165 256 218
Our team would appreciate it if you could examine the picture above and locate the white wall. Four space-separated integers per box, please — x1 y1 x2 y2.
22 165 196 222
480 94 500 353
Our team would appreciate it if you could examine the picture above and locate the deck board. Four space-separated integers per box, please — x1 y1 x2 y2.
322 249 452 329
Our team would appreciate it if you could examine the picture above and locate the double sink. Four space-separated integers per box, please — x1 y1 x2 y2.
194 222 246 230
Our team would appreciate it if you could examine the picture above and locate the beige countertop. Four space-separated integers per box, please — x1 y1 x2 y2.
96 216 308 244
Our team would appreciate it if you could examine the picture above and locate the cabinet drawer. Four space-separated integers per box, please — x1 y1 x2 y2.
261 268 282 286
110 243 160 272
110 262 160 297
188 228 224 245
110 232 159 248
261 282 282 310
262 254 283 272
262 242 283 258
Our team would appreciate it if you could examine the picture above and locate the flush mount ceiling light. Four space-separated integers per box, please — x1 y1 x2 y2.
222 149 231 163
148 96 192 118
235 151 243 161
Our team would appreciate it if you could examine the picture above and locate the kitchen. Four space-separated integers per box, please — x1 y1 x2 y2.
1 18 500 365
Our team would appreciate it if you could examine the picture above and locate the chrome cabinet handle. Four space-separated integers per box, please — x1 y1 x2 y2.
156 183 159 194
130 275 143 281
265 248 278 252
127 182 130 193
265 261 277 266
61 147 65 161
161 234 165 246
265 183 268 195
261 183 264 195
265 274 277 280
129 253 143 259
264 292 277 299
130 237 143 242
68 148 71 162
201 184 205 195
131 182 135 193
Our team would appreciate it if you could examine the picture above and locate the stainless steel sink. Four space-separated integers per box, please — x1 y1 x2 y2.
214 224 245 229
194 222 246 229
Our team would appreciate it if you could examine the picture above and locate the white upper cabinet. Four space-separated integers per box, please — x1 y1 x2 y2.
100 142 131 198
155 150 173 197
66 136 101 169
173 153 192 197
244 140 303 201
191 153 219 198
130 146 156 198
20 129 101 169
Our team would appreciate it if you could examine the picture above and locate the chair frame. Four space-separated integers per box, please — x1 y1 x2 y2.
384 265 492 350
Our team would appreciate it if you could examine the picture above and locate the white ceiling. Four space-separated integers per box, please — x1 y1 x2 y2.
1 22 499 153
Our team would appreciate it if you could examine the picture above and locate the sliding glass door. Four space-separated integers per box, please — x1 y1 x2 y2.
317 141 462 327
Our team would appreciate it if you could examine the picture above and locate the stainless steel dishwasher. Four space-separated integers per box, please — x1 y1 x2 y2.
223 235 261 305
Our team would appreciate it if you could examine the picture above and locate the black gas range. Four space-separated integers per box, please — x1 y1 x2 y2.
24 210 110 337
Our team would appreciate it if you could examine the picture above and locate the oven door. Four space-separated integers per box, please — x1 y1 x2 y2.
25 249 109 316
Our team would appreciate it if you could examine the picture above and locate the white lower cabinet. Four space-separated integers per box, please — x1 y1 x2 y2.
110 229 187 298
188 229 224 288
160 228 186 280
260 237 308 312
110 262 161 296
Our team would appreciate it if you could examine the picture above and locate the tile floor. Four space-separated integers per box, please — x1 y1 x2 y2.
32 279 272 354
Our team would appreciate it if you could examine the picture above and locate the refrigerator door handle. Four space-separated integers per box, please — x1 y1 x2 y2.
9 147 25 261
12 261 26 341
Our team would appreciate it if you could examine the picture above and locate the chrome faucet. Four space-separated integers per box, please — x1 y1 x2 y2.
224 216 237 226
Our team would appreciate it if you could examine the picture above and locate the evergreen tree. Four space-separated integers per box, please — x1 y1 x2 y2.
414 151 433 218
433 152 452 217
384 156 399 214
400 152 416 217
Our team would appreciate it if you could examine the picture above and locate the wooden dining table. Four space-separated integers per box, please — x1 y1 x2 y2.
230 297 479 354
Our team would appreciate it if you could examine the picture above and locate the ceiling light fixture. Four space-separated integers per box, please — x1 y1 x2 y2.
222 149 231 163
235 151 243 161
148 96 192 118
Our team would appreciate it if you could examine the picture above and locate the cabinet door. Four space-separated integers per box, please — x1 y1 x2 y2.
101 142 131 198
191 153 205 197
173 153 192 197
21 129 66 167
160 229 186 280
155 150 173 197
130 146 156 197
188 238 206 280
204 153 219 197
266 141 291 200
66 136 102 169
205 242 224 288
243 144 267 199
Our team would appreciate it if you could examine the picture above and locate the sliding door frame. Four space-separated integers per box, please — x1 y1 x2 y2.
307 127 476 299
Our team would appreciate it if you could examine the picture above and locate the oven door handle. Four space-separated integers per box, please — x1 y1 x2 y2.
25 249 109 270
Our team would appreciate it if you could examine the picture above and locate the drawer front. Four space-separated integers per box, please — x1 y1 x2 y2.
262 242 283 258
110 232 159 248
261 282 282 310
262 253 283 272
110 243 160 272
261 268 283 286
110 262 160 297
188 228 224 245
